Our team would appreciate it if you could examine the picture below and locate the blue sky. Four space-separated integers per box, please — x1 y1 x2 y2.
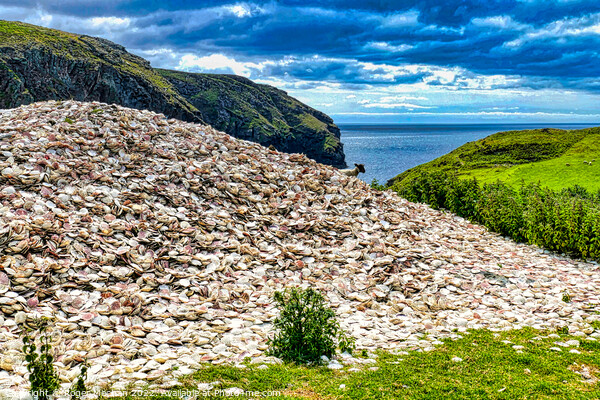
2 0 600 123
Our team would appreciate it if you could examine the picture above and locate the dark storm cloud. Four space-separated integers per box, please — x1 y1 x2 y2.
4 0 600 91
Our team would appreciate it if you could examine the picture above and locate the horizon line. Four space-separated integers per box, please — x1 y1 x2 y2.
336 121 600 125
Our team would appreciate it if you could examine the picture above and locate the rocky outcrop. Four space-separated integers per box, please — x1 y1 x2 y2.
0 20 346 167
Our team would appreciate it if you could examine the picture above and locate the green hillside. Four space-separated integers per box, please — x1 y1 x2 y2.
157 69 346 167
388 127 600 192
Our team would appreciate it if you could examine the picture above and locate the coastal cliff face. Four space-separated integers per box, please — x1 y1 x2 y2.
0 20 346 167
0 21 199 122
158 70 346 168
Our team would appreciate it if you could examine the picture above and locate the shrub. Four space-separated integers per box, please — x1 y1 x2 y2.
268 287 354 364
394 171 600 261
22 318 60 400
370 179 387 191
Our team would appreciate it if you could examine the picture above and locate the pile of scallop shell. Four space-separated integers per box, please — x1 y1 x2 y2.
0 101 599 391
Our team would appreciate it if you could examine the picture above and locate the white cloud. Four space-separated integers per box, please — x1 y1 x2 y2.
176 53 268 77
357 61 505 88
32 12 53 26
0 5 139 40
358 61 424 82
363 103 432 109
225 4 252 18
471 15 529 31
379 95 428 102
364 42 414 52
356 95 431 109
89 17 131 29
504 12 600 48
159 52 524 96
332 111 600 118
421 24 466 35
0 4 53 27
380 10 420 28
133 48 179 67
139 48 177 56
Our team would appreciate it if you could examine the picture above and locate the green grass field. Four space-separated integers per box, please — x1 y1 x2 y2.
464 134 600 191
388 127 600 192
114 327 600 399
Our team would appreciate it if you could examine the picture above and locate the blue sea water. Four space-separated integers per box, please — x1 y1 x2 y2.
339 123 599 185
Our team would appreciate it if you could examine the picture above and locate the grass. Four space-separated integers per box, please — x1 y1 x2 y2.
191 88 219 104
113 327 600 399
463 133 600 191
0 20 89 58
389 127 600 192
297 114 328 133
323 133 341 153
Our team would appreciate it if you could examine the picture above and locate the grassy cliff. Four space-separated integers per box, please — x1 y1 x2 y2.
388 127 600 192
157 70 346 168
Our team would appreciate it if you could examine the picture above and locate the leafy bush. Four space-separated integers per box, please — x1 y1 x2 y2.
393 171 600 261
22 318 60 400
268 287 354 364
370 179 387 191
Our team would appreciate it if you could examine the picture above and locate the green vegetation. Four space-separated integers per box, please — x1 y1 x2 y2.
323 133 341 153
14 309 600 399
380 125 600 264
297 113 328 133
69 360 88 400
464 133 600 191
22 318 60 400
389 127 600 192
192 87 219 105
248 113 279 137
370 179 387 191
113 327 600 399
268 287 354 365
157 69 289 137
388 171 600 261
0 20 89 57
13 312 600 399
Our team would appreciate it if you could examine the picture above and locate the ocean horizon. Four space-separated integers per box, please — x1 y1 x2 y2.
340 123 600 185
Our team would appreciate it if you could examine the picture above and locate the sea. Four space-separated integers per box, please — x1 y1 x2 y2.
339 123 599 185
